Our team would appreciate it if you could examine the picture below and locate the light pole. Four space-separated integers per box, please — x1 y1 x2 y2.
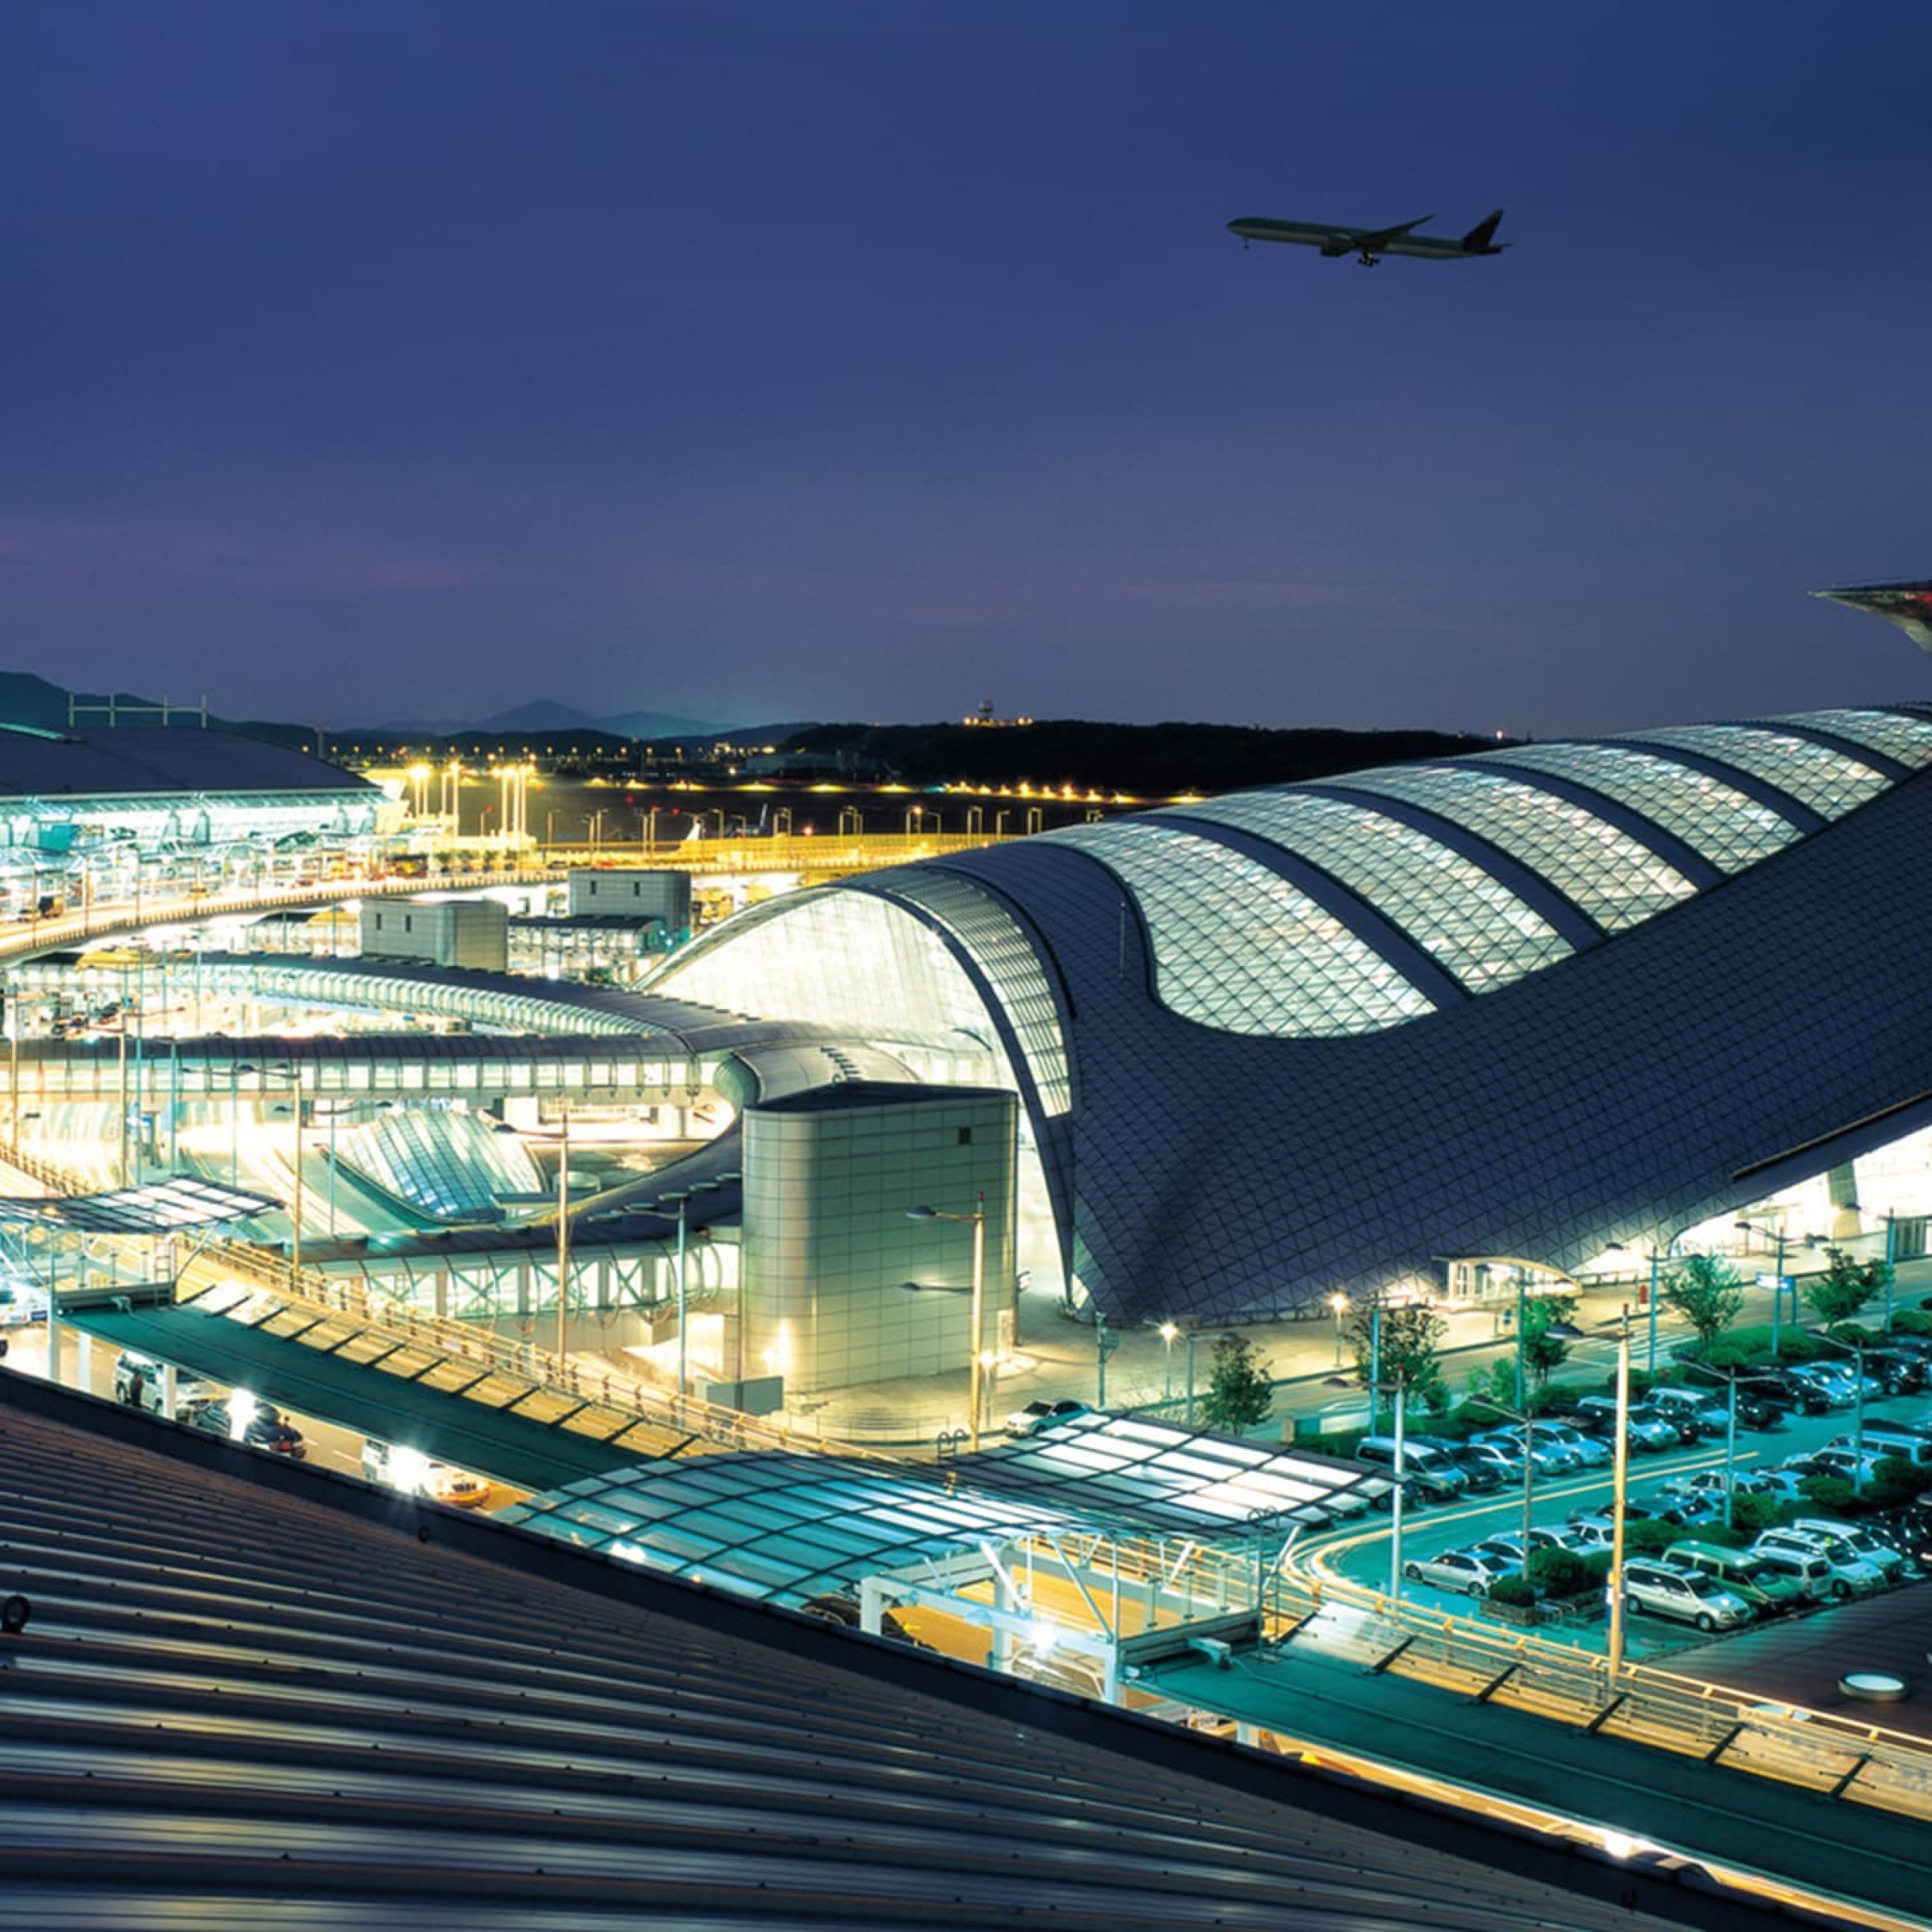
1883 1211 1897 1335
1814 1331 1870 1494
1553 1310 1632 1681
1737 1217 1789 1360
555 1105 571 1370
908 1193 988 1451
1470 1393 1540 1573
1185 1324 1198 1427
1327 1293 1349 1367
1159 1321 1179 1401
1388 1377 1409 1601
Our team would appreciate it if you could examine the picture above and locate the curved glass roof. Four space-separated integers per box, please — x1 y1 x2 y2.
1774 706 1932 768
1480 740 1799 872
1620 723 1887 817
1160 789 1571 992
652 885 1046 1095
1048 820 1436 1036
875 869 1072 1115
1327 762 1697 932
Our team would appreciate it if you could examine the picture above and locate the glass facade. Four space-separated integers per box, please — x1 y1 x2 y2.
654 888 1011 1069
1331 763 1697 932
1621 724 1887 818
336 1107 542 1222
874 871 1072 1115
1047 820 1436 1036
1775 706 1932 768
1484 740 1798 872
1162 789 1571 993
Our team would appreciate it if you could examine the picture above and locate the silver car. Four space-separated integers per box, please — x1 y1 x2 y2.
1620 1560 1752 1632
1401 1549 1517 1597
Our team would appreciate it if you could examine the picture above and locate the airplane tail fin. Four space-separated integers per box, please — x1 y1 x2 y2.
1460 208 1504 251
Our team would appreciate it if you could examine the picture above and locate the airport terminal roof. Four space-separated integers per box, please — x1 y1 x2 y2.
648 704 1932 1324
0 1371 1744 1932
0 724 377 798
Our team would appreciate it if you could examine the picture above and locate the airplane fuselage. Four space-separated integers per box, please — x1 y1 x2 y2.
1227 215 1504 261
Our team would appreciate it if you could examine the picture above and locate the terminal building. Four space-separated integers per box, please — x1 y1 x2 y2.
0 721 400 918
644 704 1932 1331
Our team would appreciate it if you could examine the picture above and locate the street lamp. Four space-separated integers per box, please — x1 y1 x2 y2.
1551 1312 1631 1682
1684 1361 1782 1528
1812 1329 1872 1495
1158 1321 1179 1401
1736 1217 1790 1360
1468 1392 1541 1579
908 1193 987 1451
1327 1293 1350 1367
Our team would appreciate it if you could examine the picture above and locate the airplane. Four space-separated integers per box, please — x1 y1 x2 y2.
1226 209 1507 266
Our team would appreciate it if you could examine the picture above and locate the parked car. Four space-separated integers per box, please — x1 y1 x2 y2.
1620 1559 1753 1632
1841 1423 1932 1468
1437 1440 1514 1491
1786 1365 1855 1410
1571 1396 1678 1450
1529 1420 1611 1468
1788 1517 1912 1583
1006 1399 1097 1438
1661 1542 1807 1617
1473 1425 1577 1474
1753 1371 1832 1417
1863 1350 1928 1395
1796 1447 1891 1487
1650 1388 1731 1438
1353 1437 1468 1500
1752 1528 1887 1599
1401 1549 1517 1598
1629 1401 1700 1446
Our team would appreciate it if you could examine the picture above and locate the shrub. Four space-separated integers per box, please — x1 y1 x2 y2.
1797 1474 1859 1514
1874 1457 1932 1499
1528 1547 1610 1599
1487 1574 1539 1607
1728 1493 1785 1536
1892 1308 1932 1337
1623 1518 1686 1556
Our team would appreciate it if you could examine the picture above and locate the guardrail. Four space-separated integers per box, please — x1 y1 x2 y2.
1266 1565 1932 1820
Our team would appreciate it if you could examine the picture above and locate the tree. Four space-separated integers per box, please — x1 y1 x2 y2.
1519 1291 1577 1395
1346 1301 1448 1414
1198 1331 1274 1433
1658 1253 1745 1355
1804 1247 1884 1331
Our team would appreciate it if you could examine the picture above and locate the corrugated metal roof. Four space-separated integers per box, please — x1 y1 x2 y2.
0 1372 1707 1930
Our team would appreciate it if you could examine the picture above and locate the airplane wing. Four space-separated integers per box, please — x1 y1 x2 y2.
1349 214 1432 251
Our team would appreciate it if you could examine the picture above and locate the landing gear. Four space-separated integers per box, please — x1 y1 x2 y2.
1356 251 1380 267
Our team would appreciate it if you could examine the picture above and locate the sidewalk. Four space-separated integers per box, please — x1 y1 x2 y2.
789 1257 1932 1452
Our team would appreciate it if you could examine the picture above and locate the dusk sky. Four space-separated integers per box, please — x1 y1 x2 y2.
3 2 1928 737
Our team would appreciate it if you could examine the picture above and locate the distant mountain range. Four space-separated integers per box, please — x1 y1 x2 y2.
0 673 733 746
363 699 731 740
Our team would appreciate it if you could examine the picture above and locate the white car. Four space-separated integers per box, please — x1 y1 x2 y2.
1006 1399 1097 1438
1620 1559 1752 1632
1752 1529 1887 1600
1401 1549 1517 1597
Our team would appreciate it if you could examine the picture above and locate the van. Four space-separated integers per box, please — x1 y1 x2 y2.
1788 1518 1910 1582
1354 1436 1467 1500
1752 1527 1887 1599
1663 1541 1806 1616
1840 1424 1932 1468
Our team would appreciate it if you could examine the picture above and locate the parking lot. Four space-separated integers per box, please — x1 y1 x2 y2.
1304 1384 1930 1663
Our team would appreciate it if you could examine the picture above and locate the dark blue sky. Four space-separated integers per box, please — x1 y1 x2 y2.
3 2 1928 734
